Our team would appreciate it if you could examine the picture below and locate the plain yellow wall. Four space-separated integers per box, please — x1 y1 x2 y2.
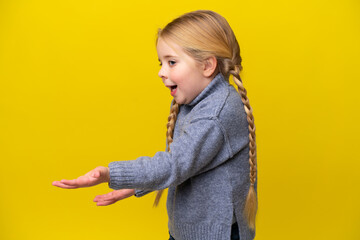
1 0 359 239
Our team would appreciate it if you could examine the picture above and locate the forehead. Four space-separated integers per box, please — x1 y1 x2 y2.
156 38 185 59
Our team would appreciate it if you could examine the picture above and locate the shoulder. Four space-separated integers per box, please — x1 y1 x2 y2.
204 84 249 157
219 86 250 156
219 85 248 127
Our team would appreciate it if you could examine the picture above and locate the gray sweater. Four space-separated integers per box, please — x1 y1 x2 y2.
109 73 256 240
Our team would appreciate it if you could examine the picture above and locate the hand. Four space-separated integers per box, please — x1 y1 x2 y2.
52 166 110 189
93 189 135 206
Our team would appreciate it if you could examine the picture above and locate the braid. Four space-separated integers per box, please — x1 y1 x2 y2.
153 100 180 206
166 100 180 151
230 66 258 230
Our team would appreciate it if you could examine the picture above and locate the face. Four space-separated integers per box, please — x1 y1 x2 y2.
156 38 211 105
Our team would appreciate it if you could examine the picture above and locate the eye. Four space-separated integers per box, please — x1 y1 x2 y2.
168 60 176 66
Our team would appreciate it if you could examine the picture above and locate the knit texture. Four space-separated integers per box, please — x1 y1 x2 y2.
108 73 256 240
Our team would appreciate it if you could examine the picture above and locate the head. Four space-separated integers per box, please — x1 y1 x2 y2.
157 10 242 83
154 10 257 230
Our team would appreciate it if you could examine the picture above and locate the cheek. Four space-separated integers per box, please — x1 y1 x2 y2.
169 70 183 84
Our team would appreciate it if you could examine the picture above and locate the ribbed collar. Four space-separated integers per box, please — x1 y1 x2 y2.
186 73 227 107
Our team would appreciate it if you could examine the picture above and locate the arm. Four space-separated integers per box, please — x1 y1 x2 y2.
108 118 232 191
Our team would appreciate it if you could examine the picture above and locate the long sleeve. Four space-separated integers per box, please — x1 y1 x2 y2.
108 117 231 191
134 189 152 197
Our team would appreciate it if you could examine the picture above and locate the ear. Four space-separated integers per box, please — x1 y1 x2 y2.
202 56 218 78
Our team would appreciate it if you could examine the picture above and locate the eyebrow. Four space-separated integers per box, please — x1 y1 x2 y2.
158 55 177 61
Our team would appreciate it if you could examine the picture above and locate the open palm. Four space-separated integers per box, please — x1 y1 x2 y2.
52 166 109 189
93 189 135 206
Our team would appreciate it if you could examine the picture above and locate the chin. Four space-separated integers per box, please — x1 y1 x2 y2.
175 99 185 105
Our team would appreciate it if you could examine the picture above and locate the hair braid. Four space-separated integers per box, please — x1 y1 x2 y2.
230 66 258 230
153 100 180 206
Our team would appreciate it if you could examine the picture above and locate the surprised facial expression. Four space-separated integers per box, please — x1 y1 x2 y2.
156 38 211 105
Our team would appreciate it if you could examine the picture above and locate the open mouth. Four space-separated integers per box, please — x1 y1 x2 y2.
169 85 177 95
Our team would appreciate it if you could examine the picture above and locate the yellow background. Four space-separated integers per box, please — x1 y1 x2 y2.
1 0 359 239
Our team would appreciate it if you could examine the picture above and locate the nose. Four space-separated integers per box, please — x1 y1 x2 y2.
158 65 166 81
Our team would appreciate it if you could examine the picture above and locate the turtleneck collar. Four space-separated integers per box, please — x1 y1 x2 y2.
185 73 227 107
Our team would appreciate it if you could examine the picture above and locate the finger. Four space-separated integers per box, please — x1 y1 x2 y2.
60 179 79 186
52 181 78 189
93 195 103 202
53 182 77 189
94 192 114 202
96 199 116 206
92 171 100 178
52 181 60 186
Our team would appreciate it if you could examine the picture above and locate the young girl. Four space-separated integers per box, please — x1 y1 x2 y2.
53 10 257 240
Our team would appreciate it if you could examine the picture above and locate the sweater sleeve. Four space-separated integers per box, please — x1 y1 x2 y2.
134 189 152 197
108 118 231 191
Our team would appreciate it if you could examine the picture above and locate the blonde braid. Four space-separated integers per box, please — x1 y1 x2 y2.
153 100 180 206
230 66 258 230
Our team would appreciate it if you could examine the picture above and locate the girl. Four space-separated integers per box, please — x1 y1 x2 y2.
53 10 258 240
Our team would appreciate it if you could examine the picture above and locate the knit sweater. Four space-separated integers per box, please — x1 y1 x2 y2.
108 73 256 240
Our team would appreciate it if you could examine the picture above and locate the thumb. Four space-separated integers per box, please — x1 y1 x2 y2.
92 170 100 178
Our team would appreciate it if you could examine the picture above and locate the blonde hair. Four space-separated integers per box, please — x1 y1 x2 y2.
154 10 257 230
